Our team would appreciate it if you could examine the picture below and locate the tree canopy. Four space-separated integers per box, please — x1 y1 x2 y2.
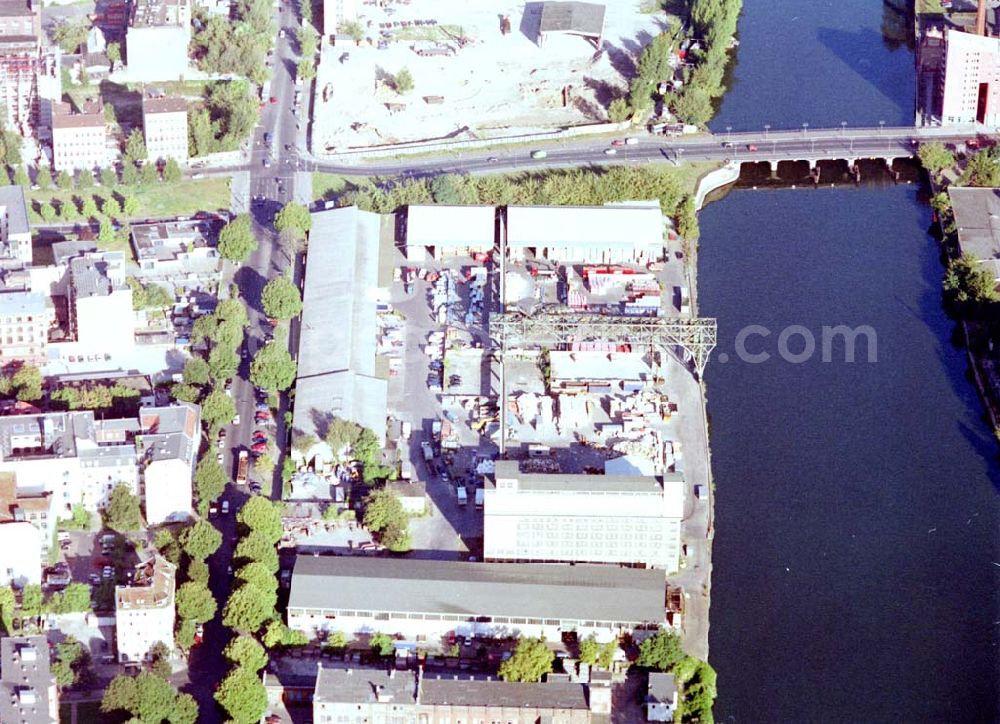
273 202 312 236
235 561 278 594
233 531 280 571
223 635 268 671
100 671 196 724
194 456 226 507
179 519 222 560
201 389 237 429
636 628 686 671
215 665 269 723
104 484 142 532
218 214 258 262
498 637 553 683
363 489 410 552
261 276 303 319
236 496 283 543
222 584 274 632
176 580 218 624
249 342 297 391
917 141 955 177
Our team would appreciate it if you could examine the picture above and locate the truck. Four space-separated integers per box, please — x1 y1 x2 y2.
431 420 442 442
457 486 468 506
421 441 434 462
474 488 484 510
236 451 249 485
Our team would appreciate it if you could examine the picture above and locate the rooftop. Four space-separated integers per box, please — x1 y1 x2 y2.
69 253 127 298
538 2 606 36
292 370 387 452
549 350 652 382
0 0 34 17
52 99 104 130
115 555 176 610
0 291 50 318
0 185 30 238
130 0 188 28
130 219 216 262
646 672 676 705
0 635 54 724
141 95 187 115
505 204 663 250
948 187 1000 278
404 205 497 248
493 459 682 496
289 555 665 624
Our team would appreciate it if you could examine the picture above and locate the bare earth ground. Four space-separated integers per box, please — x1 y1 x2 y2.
313 0 667 150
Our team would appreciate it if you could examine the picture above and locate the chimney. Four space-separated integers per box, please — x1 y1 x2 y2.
977 0 988 36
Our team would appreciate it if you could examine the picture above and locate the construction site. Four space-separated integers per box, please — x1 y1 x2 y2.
311 0 665 152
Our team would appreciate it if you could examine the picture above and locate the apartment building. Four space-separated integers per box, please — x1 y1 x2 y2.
125 0 190 82
288 556 665 643
0 403 199 524
51 99 107 171
0 0 60 139
313 666 605 724
0 521 41 586
67 251 134 351
940 27 1000 126
0 291 53 365
0 636 58 724
141 95 187 162
0 471 52 573
322 0 357 36
131 219 222 290
0 184 33 263
115 555 176 662
484 461 684 571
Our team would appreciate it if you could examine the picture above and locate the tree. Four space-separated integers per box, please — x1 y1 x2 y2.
675 194 699 241
222 584 274 632
325 417 361 456
236 496 283 543
179 519 222 560
12 363 42 401
52 18 90 53
673 85 714 126
103 197 121 218
100 167 117 187
149 641 172 678
233 532 279 571
123 194 140 217
339 19 364 43
250 342 296 391
207 346 239 381
171 383 201 404
273 202 311 236
944 253 999 309
183 356 211 386
0 585 14 634
636 628 685 671
498 637 553 682
176 581 217 623
39 201 56 223
218 214 258 262
57 169 72 189
201 389 237 429
76 169 93 189
11 165 27 188
194 456 226 506
917 141 956 177
961 146 1000 187
262 619 308 649
81 197 98 219
369 632 395 656
578 636 600 666
216 298 250 327
52 636 87 687
224 635 268 671
21 583 42 624
36 165 51 189
261 276 303 319
58 582 92 613
215 665 268 724
123 671 176 723
186 559 209 587
296 58 316 80
608 97 631 123
125 129 147 162
122 162 139 186
163 158 182 183
235 561 278 594
393 67 414 94
105 483 142 532
106 41 121 64
363 489 410 551
140 162 158 185
172 693 199 724
356 427 392 483
98 217 115 244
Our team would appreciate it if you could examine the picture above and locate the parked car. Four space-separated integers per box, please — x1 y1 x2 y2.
255 402 269 412
232 414 241 425
604 148 617 155
193 624 204 645
221 500 230 515
251 442 268 453
611 139 625 147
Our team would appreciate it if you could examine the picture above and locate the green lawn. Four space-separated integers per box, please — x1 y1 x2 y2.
916 0 945 15
312 173 350 200
27 177 231 222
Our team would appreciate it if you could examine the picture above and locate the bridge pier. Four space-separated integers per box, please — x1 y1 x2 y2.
846 158 860 183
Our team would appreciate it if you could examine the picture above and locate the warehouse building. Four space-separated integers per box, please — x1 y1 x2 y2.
292 207 391 465
505 204 665 264
947 187 1000 282
533 2 606 49
484 460 684 571
402 204 496 261
287 555 665 642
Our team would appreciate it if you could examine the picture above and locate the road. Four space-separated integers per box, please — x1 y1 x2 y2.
183 1 306 720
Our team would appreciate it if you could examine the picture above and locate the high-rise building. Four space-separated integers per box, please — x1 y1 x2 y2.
0 0 60 139
939 26 1000 126
125 0 191 82
115 555 176 662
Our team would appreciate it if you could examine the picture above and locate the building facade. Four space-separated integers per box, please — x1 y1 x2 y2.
940 28 1000 126
141 95 188 162
67 251 134 351
0 185 33 263
115 555 176 662
484 461 684 571
0 636 58 724
137 403 198 525
0 521 41 586
0 291 53 365
51 99 106 171
313 666 603 724
130 219 222 291
0 0 60 140
288 556 665 643
125 0 190 82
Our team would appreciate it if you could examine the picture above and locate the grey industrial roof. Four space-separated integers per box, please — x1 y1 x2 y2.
646 672 676 704
51 240 98 266
289 555 665 624
538 2 606 36
0 185 30 237
69 255 121 297
948 187 1000 277
0 0 34 17
292 371 387 449
493 460 678 494
0 291 49 317
130 0 187 28
0 411 85 459
421 677 590 710
130 219 214 261
0 635 54 724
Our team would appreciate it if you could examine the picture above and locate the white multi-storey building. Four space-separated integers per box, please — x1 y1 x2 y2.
141 95 188 162
0 521 41 586
0 185 33 263
0 291 54 366
939 28 1000 126
0 636 58 724
125 0 191 82
67 252 134 352
51 99 106 171
484 461 684 571
115 555 175 663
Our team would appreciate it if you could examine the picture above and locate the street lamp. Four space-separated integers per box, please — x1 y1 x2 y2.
841 121 847 136
802 122 809 136
677 147 684 166
764 124 770 139
726 126 732 142
878 120 885 135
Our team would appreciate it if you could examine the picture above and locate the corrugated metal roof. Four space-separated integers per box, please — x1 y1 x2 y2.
538 1 606 36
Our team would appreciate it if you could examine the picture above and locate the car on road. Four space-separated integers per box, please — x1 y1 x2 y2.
251 442 268 453
604 148 617 155
278 28 285 38
269 96 277 104
193 624 204 645
488 156 498 163
264 132 272 144
255 402 269 412
209 503 218 517
747 144 758 151
624 137 638 145
221 500 230 515
255 410 271 421
249 482 263 495
263 158 271 168
611 139 625 147
530 150 547 159
252 432 267 443
216 452 224 464
232 414 241 425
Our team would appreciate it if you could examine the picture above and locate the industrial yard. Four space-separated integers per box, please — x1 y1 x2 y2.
311 0 665 151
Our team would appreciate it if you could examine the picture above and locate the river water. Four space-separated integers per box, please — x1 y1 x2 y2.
699 1 1000 721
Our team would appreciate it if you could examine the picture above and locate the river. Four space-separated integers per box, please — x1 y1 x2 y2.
698 1 1000 722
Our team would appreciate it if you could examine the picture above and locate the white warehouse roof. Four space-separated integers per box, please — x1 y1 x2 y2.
505 204 664 249
405 205 496 248
549 350 652 383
